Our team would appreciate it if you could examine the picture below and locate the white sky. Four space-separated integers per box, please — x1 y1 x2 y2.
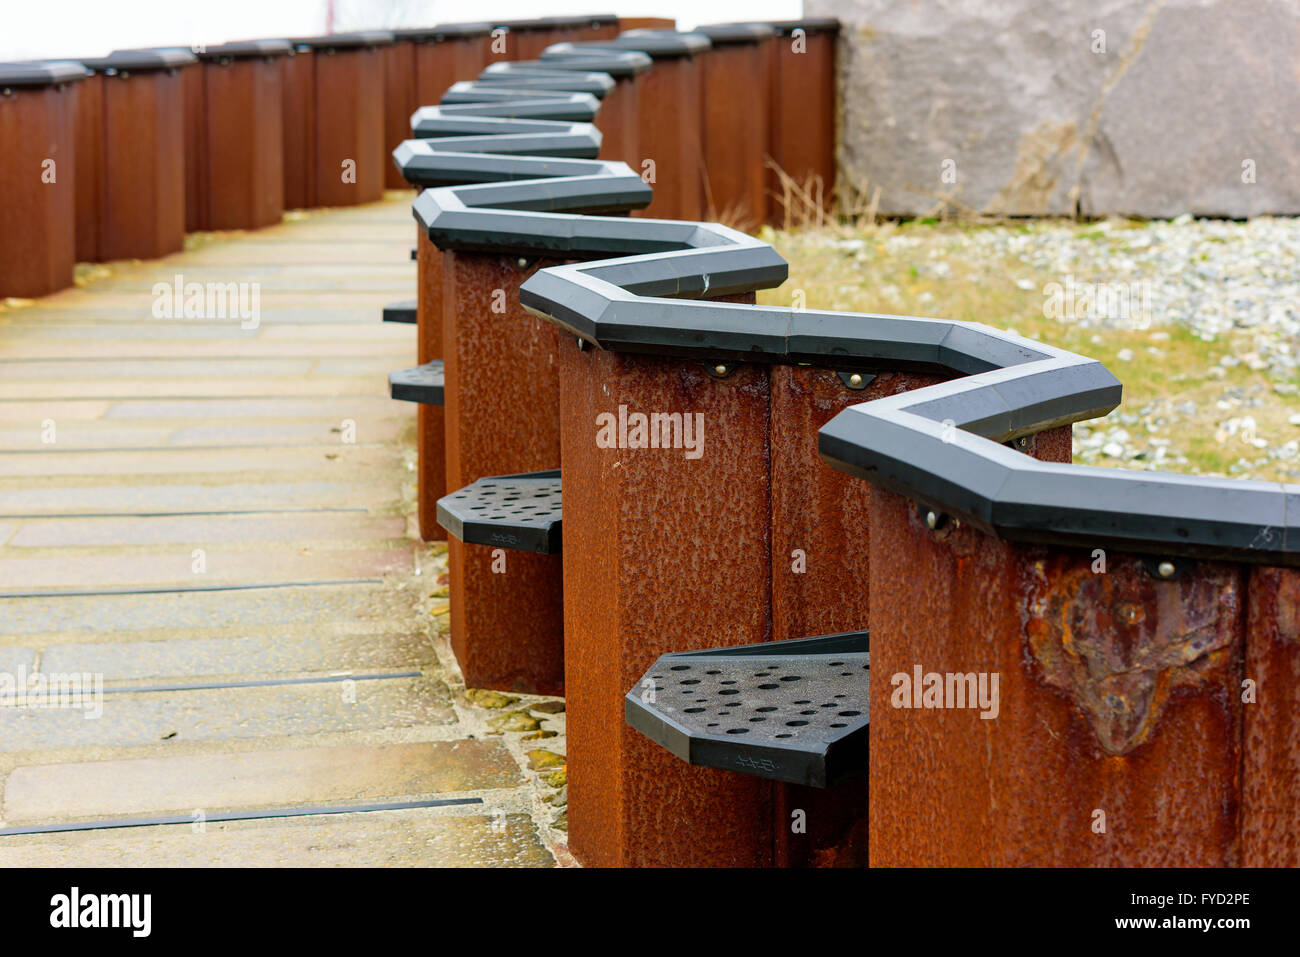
0 0 804 61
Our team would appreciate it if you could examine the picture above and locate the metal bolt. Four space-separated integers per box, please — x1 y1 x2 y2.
926 510 939 530
1157 561 1176 579
575 337 588 352
848 373 863 387
714 364 728 376
516 257 529 269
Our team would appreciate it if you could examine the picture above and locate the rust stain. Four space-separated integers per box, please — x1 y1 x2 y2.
1025 558 1238 755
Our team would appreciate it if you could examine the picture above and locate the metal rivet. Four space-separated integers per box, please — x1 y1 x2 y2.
575 337 588 351
714 364 728 376
1157 561 1176 579
848 373 863 387
926 511 939 530
516 257 529 269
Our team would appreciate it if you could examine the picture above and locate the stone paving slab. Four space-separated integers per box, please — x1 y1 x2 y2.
39 631 434 682
0 446 405 479
0 810 553 868
0 195 563 867
2 740 513 823
0 676 456 754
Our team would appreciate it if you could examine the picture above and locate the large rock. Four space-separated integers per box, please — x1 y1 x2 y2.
808 0 1300 217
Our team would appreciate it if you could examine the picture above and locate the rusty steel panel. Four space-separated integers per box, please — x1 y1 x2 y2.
440 251 565 694
700 39 771 227
414 37 489 113
630 54 702 221
96 71 187 260
1242 565 1300 866
73 72 104 263
767 28 836 223
180 62 207 229
558 333 780 867
767 367 941 868
619 18 677 31
383 40 418 189
415 235 446 541
281 49 315 211
0 83 79 298
868 430 1246 866
313 46 385 207
594 73 640 169
204 57 285 229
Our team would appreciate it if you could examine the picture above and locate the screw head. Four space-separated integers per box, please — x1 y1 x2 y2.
848 373 863 387
714 364 728 376
1157 560 1176 579
926 510 939 529
516 257 529 269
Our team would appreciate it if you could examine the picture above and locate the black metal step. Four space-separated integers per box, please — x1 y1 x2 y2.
436 469 561 554
625 631 868 788
388 360 444 405
382 299 416 323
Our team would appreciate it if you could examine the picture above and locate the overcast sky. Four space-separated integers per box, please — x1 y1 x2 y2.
0 0 803 61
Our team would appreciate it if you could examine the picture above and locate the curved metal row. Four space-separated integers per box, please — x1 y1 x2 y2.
396 31 1300 569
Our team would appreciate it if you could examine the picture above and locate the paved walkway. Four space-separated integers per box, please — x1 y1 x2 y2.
0 195 568 866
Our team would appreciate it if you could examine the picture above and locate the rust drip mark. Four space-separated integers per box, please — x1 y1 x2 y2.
1024 557 1238 755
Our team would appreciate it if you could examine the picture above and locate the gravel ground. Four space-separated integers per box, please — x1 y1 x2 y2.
767 215 1300 481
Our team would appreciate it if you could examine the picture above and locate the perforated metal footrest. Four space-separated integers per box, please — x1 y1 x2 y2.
383 299 416 323
388 360 444 405
625 631 868 788
436 469 561 554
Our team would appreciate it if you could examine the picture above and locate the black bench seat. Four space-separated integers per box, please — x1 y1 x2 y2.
625 631 868 788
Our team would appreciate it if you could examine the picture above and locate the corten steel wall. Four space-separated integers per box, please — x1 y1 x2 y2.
197 45 289 230
75 53 192 262
1242 566 1300 866
179 56 206 229
302 33 393 208
440 252 566 694
865 461 1251 867
496 21 562 61
765 20 838 224
558 322 784 867
281 46 315 210
697 26 774 227
413 28 493 123
622 42 705 221
593 72 640 169
72 70 104 263
0 64 84 299
415 233 446 541
619 18 677 31
383 35 419 190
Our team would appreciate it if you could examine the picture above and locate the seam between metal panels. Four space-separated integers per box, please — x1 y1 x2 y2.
396 40 1300 566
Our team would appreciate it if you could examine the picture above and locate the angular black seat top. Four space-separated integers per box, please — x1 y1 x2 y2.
388 360 443 405
436 470 561 554
626 631 868 788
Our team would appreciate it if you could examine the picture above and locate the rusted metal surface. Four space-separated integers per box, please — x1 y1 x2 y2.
559 307 787 867
767 24 837 223
0 82 79 298
630 53 702 221
281 48 316 211
619 18 677 31
414 35 491 115
202 56 285 229
312 46 386 207
415 234 446 541
868 427 1246 866
767 367 942 868
593 73 640 168
699 37 771 227
1242 565 1300 865
76 69 186 261
440 251 565 694
383 39 418 190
